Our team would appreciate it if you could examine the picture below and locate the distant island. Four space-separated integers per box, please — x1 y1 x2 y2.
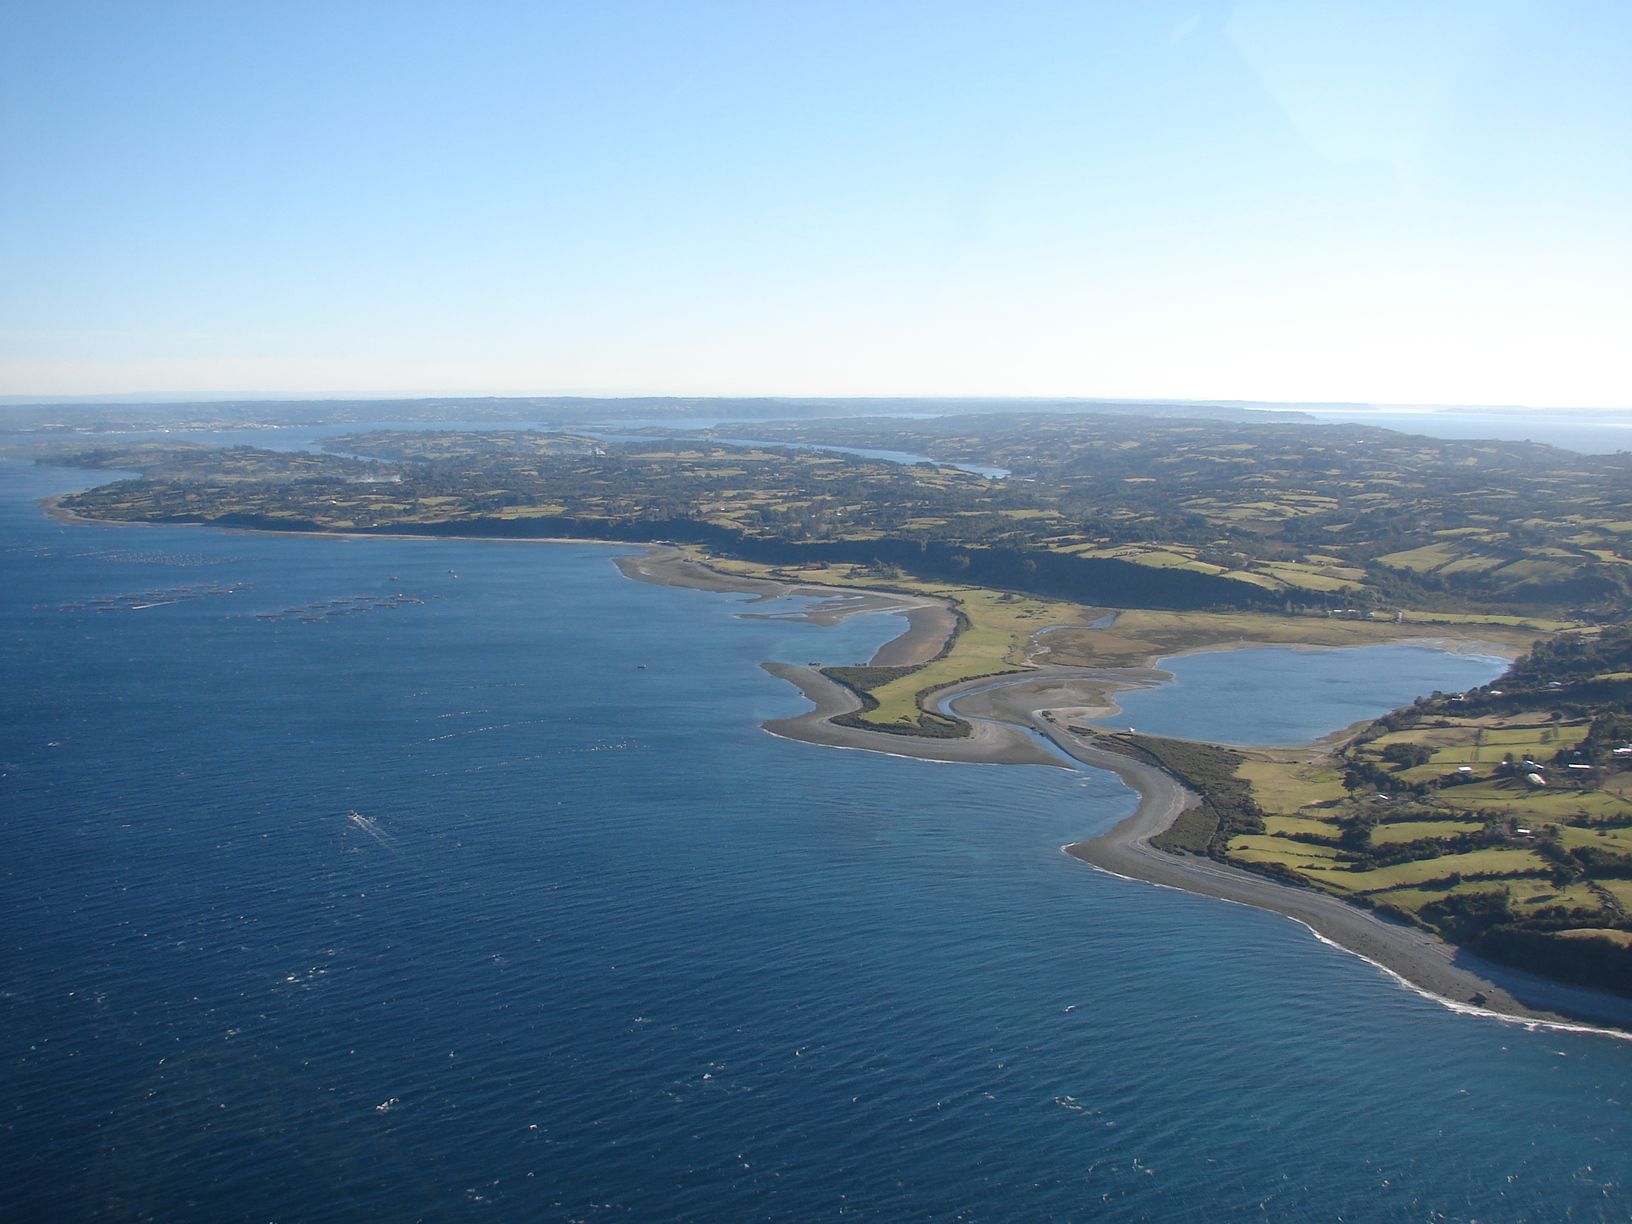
33 412 1632 1025
38 411 1632 619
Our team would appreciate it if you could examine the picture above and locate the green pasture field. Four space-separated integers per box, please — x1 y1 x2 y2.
1340 848 1549 892
1227 835 1342 864
1515 881 1611 912
1436 556 1509 576
1235 760 1349 813
1491 558 1576 583
1356 722 1591 782
1038 608 1541 670
777 581 1089 731
1557 825 1632 854
1367 820 1486 844
494 504 570 518
852 646 1017 726
1375 543 1462 572
1371 880 1604 913
1063 544 1229 576
1362 722 1585 752
1432 782 1632 822
1482 725 1588 746
1260 814 1342 839
1396 610 1574 629
1256 564 1364 593
1593 880 1632 911
848 584 1099 726
1300 868 1362 891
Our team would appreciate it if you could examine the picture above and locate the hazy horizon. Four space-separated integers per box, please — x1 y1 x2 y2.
0 391 1625 416
2 1 1627 405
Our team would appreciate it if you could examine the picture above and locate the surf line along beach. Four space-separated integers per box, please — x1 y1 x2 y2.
619 546 1632 1037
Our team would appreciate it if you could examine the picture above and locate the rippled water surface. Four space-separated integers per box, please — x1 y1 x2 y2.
4 461 1632 1224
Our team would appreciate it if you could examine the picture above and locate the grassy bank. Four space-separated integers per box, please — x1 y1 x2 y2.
1037 608 1549 669
1105 627 1632 998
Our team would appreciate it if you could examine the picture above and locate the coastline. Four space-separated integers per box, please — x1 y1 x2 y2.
42 501 1630 1033
613 548 960 665
878 665 1632 1033
620 552 1632 1033
1042 727 1632 1036
759 662 1066 767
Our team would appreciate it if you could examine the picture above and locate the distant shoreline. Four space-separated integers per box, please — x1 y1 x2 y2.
43 493 1632 1034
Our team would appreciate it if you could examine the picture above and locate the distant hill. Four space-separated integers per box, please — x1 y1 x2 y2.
41 414 1632 619
0 395 1309 434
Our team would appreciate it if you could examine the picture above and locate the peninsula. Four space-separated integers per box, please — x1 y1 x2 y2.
618 548 1632 1033
33 414 1632 1027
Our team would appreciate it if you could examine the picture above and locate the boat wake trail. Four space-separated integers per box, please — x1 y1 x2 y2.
346 809 398 851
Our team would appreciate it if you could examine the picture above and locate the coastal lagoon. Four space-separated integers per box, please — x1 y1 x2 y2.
1102 645 1509 747
5 460 1632 1223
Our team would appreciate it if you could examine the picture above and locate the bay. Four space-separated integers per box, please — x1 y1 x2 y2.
4 460 1632 1224
1302 410 1632 456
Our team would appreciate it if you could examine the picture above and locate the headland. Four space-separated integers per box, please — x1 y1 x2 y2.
617 546 1632 1035
45 487 1632 1034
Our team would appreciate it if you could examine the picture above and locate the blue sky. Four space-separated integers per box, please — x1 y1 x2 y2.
1 0 1626 405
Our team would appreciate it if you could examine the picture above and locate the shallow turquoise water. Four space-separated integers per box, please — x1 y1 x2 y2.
3 461 1631 1224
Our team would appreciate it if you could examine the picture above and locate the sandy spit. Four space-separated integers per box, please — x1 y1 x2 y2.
43 506 1628 1033
770 657 1632 1034
1033 726 1632 1035
760 663 1066 767
614 546 959 665
608 547 1632 1030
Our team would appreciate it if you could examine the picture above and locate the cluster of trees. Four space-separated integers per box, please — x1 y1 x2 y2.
1112 735 1267 859
46 417 1632 620
817 665 971 738
48 435 1295 612
48 442 385 483
1422 627 1632 728
58 437 1054 545
688 413 1632 615
1415 888 1632 997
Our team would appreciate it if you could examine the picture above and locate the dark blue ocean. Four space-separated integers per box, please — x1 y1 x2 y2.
5 459 1632 1224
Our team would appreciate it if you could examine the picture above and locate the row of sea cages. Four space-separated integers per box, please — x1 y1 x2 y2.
253 593 432 623
58 581 252 612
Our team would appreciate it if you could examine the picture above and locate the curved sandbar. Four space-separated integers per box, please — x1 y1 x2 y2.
1035 729 1632 1033
765 652 1632 1033
45 503 1623 1032
944 679 1632 1033
760 663 1064 767
610 548 1632 1030
615 547 958 667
